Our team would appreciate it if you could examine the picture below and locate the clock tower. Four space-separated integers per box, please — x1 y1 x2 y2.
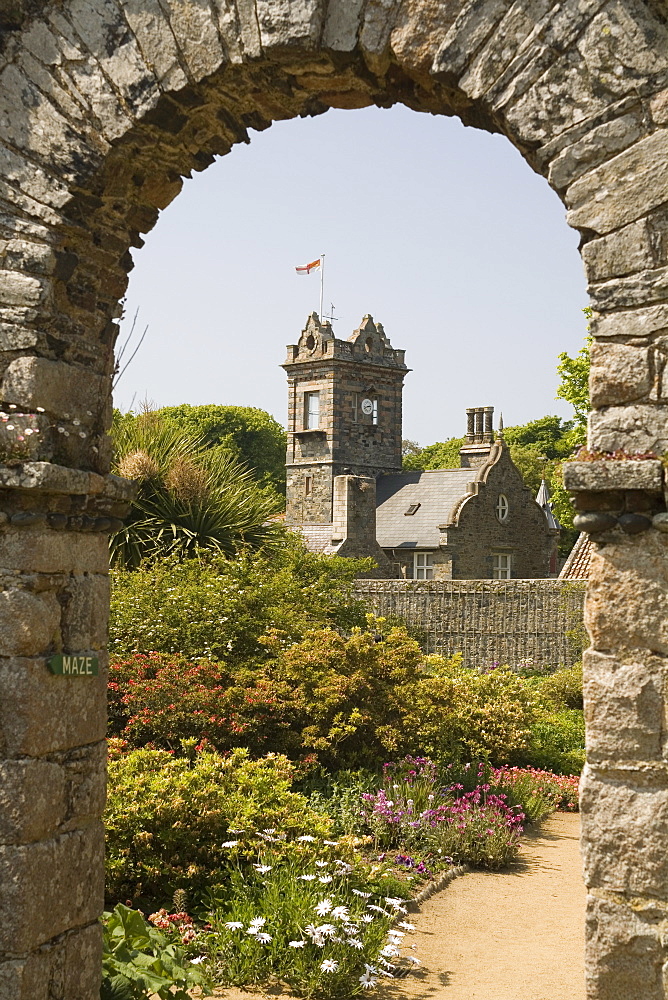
282 312 409 525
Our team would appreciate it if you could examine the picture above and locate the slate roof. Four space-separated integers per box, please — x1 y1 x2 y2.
559 532 591 579
375 469 475 548
296 523 336 554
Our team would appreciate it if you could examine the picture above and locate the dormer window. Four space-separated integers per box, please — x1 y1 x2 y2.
405 503 420 516
496 494 509 522
304 391 320 429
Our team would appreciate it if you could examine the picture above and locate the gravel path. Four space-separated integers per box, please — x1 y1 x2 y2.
196 812 585 1000
389 812 585 1000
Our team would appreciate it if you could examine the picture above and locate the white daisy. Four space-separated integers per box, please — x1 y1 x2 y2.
315 861 328 868
289 940 306 948
398 921 416 931
361 914 374 923
297 835 316 842
319 875 333 884
253 864 272 873
323 840 338 846
299 874 317 881
381 944 400 958
256 933 272 944
224 921 243 930
352 889 371 898
331 906 349 920
320 959 338 973
221 840 239 847
315 899 333 916
359 973 377 989
248 917 266 931
316 924 337 938
191 956 206 964
346 938 364 949
406 955 421 965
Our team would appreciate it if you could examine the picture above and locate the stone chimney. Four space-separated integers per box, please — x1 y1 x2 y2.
460 405 495 469
329 475 393 576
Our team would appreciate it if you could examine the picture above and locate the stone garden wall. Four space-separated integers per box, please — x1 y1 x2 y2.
354 579 586 667
1 1 668 997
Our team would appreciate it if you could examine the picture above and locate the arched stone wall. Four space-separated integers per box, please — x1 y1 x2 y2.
0 2 667 997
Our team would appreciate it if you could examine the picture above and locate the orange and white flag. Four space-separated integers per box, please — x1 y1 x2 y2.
295 258 321 275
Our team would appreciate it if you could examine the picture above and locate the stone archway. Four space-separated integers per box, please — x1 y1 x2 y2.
1 3 667 997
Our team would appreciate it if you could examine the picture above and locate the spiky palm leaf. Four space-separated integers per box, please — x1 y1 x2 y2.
111 411 282 568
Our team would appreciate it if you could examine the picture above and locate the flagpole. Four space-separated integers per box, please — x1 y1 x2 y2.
319 253 325 322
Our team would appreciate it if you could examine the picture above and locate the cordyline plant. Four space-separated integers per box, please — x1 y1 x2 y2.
110 408 282 568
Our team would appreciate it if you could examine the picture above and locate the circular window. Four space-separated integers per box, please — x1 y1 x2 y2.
496 494 509 522
305 334 316 350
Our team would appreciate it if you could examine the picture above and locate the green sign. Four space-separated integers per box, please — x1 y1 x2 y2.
48 654 99 677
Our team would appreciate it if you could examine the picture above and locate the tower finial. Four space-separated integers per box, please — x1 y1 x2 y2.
498 413 504 438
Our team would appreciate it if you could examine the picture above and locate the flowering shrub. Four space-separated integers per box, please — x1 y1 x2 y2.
535 662 583 711
110 627 552 772
202 832 420 998
105 744 330 905
361 757 525 869
101 903 208 1000
108 652 296 756
492 766 579 813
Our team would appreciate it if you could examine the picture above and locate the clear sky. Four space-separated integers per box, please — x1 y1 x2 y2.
115 104 589 446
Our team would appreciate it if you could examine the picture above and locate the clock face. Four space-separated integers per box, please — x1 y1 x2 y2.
361 398 374 415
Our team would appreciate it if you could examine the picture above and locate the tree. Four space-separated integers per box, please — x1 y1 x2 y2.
555 310 591 440
402 437 464 471
157 404 287 494
111 409 282 568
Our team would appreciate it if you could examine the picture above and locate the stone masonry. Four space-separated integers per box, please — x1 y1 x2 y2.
354 578 586 667
284 312 407 524
0 2 668 997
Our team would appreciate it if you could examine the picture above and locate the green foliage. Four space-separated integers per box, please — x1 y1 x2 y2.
399 659 537 765
157 403 287 493
402 437 464 471
110 621 547 772
525 709 585 775
101 904 206 1000
105 745 330 905
503 414 576 461
556 320 592 435
536 663 583 710
109 539 370 662
111 410 281 568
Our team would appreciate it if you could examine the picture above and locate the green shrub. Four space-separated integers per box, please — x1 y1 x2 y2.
105 745 330 906
109 541 370 663
110 626 551 771
399 662 536 765
526 709 585 775
536 663 583 710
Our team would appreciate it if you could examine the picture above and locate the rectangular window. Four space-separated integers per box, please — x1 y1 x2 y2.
492 553 512 579
414 552 434 580
305 475 313 496
352 393 358 422
304 391 320 429
372 399 378 425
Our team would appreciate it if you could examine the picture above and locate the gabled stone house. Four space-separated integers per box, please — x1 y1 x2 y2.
283 314 559 579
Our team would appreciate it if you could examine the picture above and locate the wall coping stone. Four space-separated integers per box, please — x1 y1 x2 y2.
0 463 136 500
563 460 664 494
